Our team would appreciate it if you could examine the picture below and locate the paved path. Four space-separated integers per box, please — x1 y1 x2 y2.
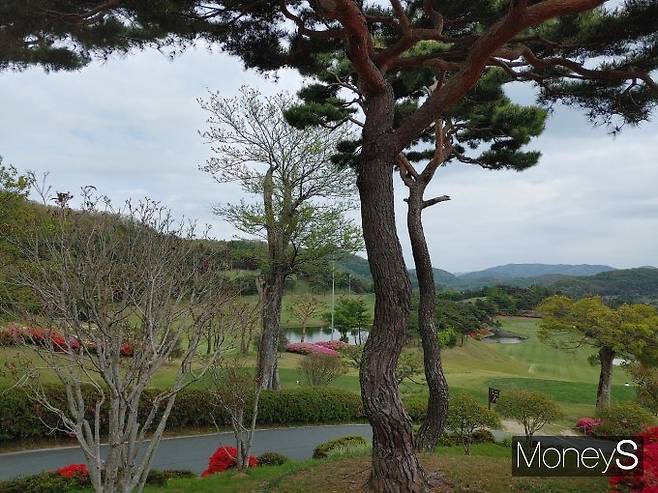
0 424 373 480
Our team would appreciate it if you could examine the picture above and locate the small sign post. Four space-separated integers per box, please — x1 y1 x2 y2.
488 387 500 410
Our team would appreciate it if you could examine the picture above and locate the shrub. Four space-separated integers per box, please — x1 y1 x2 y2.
576 417 601 435
609 426 658 492
593 402 656 437
0 386 365 441
446 394 500 454
0 472 80 493
497 389 563 444
315 340 349 351
324 441 371 458
145 470 195 486
471 428 496 444
201 446 258 477
313 435 368 459
439 428 495 447
0 469 194 493
257 452 289 466
0 325 20 346
402 394 427 422
286 342 339 356
56 464 89 482
298 352 347 386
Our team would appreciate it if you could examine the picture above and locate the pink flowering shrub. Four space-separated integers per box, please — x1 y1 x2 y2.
315 340 349 351
609 427 658 493
576 417 602 435
201 446 258 477
286 342 339 357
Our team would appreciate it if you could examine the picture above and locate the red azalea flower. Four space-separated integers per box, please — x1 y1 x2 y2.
201 445 258 477
609 427 658 492
57 463 89 480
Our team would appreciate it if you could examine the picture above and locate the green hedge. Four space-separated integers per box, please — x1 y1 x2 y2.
0 386 430 441
0 386 366 441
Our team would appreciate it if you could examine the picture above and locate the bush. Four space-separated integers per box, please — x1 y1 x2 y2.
446 394 500 454
471 428 496 444
56 464 89 482
313 435 368 459
257 452 289 466
201 446 258 476
286 342 339 356
0 469 194 493
0 386 364 441
0 472 80 493
145 470 195 486
576 417 601 435
609 426 658 492
593 402 656 437
439 428 495 447
497 389 562 443
298 353 347 386
315 340 349 351
402 394 427 422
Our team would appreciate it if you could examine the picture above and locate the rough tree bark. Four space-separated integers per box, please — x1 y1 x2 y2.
257 166 285 390
596 346 615 410
257 270 285 389
358 84 430 493
406 184 450 452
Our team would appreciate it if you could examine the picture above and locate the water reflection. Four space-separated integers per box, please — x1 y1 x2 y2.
284 326 369 345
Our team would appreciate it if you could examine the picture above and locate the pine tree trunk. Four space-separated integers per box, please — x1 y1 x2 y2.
358 85 429 493
257 271 284 390
406 186 449 452
596 346 615 410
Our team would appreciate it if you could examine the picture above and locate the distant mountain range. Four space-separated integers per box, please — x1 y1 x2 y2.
337 256 658 299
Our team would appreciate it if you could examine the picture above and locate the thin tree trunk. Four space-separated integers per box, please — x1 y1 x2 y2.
406 186 449 452
596 346 615 410
257 271 285 389
358 85 429 493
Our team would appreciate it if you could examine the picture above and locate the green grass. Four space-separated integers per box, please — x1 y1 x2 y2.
0 315 636 428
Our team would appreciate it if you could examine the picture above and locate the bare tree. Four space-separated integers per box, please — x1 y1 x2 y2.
204 298 259 356
288 294 325 343
208 358 262 470
199 88 363 389
5 188 233 493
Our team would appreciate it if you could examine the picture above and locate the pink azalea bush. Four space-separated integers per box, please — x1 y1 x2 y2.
576 417 602 435
286 342 339 357
315 340 349 351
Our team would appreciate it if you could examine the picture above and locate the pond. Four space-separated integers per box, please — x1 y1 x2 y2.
284 326 368 345
480 331 526 344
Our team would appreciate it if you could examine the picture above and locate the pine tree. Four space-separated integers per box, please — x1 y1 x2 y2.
2 2 657 491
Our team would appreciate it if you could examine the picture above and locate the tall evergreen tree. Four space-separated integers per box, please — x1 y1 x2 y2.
2 2 657 491
394 70 547 451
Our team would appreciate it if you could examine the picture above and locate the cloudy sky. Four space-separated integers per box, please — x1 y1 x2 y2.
1 47 656 273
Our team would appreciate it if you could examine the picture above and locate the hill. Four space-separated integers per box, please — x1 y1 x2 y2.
552 267 658 299
455 263 615 286
408 268 459 288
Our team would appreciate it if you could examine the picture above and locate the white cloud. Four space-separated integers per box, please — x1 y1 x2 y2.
1 48 656 272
